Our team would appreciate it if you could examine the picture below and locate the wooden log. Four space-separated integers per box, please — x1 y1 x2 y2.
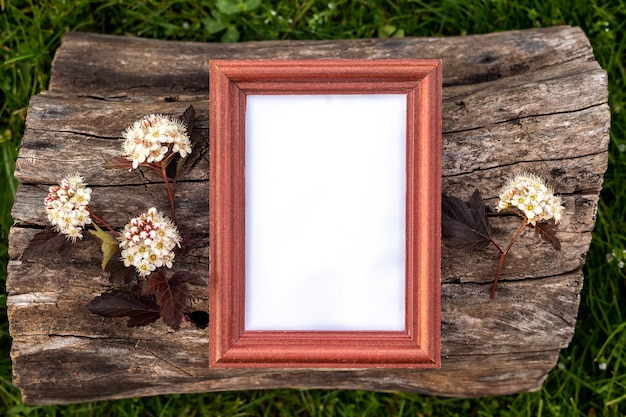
7 26 609 404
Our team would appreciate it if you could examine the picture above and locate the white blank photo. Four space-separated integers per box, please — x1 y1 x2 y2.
245 94 407 331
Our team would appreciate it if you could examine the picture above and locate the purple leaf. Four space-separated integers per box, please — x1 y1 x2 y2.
86 291 160 327
141 270 205 331
533 220 561 251
177 105 195 133
22 227 75 260
166 105 196 180
442 190 493 250
142 270 185 331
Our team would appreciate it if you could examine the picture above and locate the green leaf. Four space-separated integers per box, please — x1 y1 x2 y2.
202 17 226 34
378 24 397 38
241 0 261 12
216 0 240 15
89 222 120 270
221 26 240 42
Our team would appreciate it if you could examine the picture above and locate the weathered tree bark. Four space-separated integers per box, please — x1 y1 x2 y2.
8 26 609 404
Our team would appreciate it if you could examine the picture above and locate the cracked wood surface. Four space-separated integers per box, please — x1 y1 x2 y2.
8 26 609 404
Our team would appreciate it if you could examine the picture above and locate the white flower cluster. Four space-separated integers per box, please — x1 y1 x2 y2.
119 207 181 277
606 249 626 269
44 174 92 241
495 173 565 225
122 114 192 169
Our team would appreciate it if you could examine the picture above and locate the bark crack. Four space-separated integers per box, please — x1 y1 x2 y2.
27 128 118 141
442 148 608 179
442 101 607 135
134 342 197 378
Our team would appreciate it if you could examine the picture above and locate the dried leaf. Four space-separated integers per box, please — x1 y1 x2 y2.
103 156 133 170
442 190 493 250
533 220 561 251
22 227 74 260
86 291 160 327
88 223 120 270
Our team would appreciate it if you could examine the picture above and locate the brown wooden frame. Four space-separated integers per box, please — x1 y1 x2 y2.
209 59 442 368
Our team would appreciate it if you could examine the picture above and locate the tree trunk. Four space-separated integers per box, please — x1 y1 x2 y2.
8 26 609 404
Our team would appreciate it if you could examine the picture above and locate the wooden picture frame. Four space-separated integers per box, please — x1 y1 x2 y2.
209 59 442 368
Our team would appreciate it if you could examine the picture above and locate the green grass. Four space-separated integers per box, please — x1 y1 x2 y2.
1 0 626 415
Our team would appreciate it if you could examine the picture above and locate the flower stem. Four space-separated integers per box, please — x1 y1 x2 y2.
88 209 119 236
489 239 504 255
161 163 177 224
490 219 529 299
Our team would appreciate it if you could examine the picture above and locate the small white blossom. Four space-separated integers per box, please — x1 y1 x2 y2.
606 249 626 270
121 114 192 169
118 207 181 277
495 173 565 226
44 174 92 241
607 250 616 263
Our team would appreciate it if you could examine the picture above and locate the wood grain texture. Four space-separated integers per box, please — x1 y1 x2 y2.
8 26 609 404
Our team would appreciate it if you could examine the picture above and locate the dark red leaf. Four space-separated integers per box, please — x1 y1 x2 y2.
141 270 205 330
442 190 493 250
177 105 195 133
22 227 75 260
142 270 185 330
533 220 561 251
86 291 160 327
165 156 180 180
166 105 196 180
